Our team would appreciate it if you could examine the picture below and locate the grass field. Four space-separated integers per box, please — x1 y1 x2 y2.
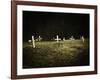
23 39 89 68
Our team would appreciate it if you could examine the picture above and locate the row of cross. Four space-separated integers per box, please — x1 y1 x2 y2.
30 35 85 48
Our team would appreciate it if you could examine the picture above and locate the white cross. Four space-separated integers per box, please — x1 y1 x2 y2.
32 35 35 48
38 35 42 41
55 35 61 42
81 36 85 43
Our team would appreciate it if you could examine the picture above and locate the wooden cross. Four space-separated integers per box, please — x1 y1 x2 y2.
55 35 61 42
81 36 85 43
32 35 35 48
38 35 42 41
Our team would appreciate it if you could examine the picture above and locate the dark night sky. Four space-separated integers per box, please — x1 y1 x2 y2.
23 11 89 41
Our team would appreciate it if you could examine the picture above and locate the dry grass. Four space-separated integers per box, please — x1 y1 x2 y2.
23 39 89 68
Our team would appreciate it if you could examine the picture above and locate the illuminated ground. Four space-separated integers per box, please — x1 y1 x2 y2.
23 39 89 68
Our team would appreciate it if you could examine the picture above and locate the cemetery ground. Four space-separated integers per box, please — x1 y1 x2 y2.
23 39 89 68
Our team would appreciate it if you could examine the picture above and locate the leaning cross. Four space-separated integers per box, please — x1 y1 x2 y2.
32 35 35 48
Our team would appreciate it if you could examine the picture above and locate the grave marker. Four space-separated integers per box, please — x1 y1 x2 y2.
55 35 61 42
32 35 35 48
70 36 75 40
39 35 42 41
63 37 66 41
81 36 85 43
28 40 31 43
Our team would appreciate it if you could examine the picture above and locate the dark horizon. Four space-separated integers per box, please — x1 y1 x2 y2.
23 11 90 41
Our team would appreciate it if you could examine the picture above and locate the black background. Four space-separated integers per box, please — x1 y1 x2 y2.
23 11 89 41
